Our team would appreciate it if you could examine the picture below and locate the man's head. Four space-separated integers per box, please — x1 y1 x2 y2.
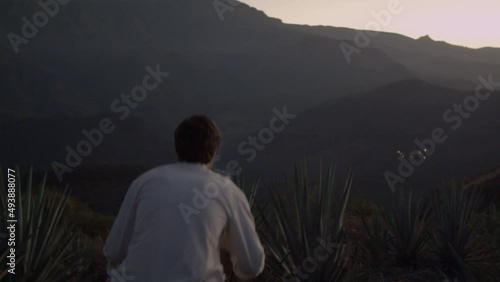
175 115 221 165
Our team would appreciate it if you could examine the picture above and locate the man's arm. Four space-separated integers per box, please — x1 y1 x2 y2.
103 180 141 272
225 188 265 281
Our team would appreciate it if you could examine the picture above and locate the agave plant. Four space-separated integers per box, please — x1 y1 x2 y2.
360 189 430 280
234 173 260 211
257 161 353 281
225 173 271 282
431 182 488 280
383 189 430 266
0 167 87 281
360 212 391 273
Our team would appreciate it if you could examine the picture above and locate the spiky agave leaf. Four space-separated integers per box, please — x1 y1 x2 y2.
431 182 487 280
259 161 352 281
358 188 430 280
383 189 430 266
360 212 391 272
227 173 274 282
0 167 87 281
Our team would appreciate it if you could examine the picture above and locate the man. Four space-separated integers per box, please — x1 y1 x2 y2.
103 115 265 281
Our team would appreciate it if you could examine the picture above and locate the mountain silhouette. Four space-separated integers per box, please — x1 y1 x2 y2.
0 0 498 200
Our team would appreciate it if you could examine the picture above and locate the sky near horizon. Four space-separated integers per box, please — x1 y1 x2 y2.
240 0 499 49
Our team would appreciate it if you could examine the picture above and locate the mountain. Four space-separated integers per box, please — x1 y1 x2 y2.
1 0 499 201
225 80 500 201
0 0 410 127
290 25 500 89
290 26 500 65
1 0 497 129
0 113 176 172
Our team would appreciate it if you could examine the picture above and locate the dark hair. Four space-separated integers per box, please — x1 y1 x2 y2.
174 115 221 164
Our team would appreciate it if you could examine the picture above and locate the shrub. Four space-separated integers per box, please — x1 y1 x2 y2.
258 162 353 281
0 167 87 281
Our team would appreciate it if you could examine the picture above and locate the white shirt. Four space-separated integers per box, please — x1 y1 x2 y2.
103 163 265 282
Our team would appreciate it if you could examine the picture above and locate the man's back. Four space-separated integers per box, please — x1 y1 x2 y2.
104 163 265 281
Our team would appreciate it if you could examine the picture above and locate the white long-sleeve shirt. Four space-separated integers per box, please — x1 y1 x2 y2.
103 162 265 282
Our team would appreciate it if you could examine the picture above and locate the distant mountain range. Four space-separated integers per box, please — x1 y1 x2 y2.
230 80 500 200
291 25 500 90
1 0 498 200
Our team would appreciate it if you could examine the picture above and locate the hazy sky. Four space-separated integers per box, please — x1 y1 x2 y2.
241 0 499 48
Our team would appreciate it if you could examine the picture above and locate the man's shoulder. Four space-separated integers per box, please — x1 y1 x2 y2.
132 164 176 185
206 171 247 201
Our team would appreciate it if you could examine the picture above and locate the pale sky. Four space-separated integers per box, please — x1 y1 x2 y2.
241 0 500 49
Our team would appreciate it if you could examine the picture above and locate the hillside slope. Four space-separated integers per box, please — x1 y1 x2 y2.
227 80 500 200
